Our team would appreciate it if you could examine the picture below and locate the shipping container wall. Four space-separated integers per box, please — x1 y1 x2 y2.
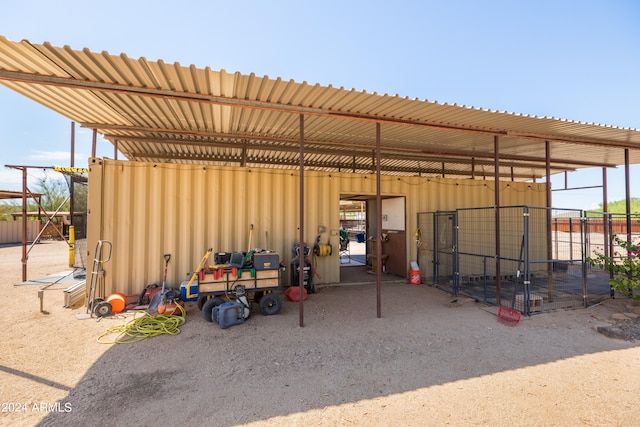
0 220 40 244
87 158 546 297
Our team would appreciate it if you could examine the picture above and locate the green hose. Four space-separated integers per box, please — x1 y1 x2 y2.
97 305 186 344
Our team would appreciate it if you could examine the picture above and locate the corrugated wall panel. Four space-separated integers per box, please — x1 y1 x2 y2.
87 159 545 298
0 221 39 244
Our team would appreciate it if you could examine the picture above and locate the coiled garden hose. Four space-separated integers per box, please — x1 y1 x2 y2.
97 304 186 344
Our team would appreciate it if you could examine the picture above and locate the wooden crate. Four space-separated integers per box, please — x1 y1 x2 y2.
255 269 279 287
198 268 280 294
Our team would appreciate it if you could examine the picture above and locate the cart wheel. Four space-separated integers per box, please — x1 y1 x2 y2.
197 295 210 311
93 301 112 317
202 297 224 322
259 293 281 316
89 297 104 312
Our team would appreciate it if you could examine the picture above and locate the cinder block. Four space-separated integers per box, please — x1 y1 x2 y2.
512 293 543 312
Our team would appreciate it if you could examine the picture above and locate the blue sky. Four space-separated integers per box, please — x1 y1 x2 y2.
1 0 639 210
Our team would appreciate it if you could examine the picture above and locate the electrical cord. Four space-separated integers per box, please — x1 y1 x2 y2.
97 304 186 344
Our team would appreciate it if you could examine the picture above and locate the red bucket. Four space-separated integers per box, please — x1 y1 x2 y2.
285 287 307 302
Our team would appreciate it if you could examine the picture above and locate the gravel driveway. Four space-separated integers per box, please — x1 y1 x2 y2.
1 241 639 426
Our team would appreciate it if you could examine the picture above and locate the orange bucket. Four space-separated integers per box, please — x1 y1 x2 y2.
409 269 421 285
106 292 127 314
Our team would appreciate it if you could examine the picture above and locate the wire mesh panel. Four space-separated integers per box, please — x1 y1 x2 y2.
434 211 455 290
416 212 455 289
455 207 496 300
419 206 634 315
456 206 528 307
460 206 600 314
73 238 87 279
527 207 587 312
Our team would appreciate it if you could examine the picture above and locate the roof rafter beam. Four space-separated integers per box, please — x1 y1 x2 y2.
95 124 604 169
0 69 636 149
128 150 545 179
111 134 574 172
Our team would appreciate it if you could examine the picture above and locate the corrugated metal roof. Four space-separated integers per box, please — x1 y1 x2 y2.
1 35 639 181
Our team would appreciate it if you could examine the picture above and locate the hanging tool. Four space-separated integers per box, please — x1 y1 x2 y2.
184 248 213 300
313 234 332 257
248 224 254 252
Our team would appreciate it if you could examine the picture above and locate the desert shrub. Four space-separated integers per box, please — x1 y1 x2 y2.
587 234 640 299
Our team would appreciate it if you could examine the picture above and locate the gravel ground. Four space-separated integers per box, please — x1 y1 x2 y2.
1 240 639 427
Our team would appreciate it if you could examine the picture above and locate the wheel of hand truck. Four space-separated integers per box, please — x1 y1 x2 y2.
197 295 211 311
89 298 105 312
201 297 225 322
93 300 112 317
259 293 281 316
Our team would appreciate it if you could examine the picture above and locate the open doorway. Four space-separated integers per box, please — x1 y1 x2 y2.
339 195 407 283
339 199 367 267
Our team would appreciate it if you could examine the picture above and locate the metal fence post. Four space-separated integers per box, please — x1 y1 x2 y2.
523 206 530 316
453 210 459 296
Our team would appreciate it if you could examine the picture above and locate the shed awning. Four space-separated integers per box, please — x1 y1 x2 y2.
1 36 639 181
0 190 41 200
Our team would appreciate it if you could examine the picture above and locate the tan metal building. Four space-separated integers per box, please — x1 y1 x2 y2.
88 158 544 293
1 36 639 312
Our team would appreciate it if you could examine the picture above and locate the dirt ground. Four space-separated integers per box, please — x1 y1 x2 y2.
1 241 639 427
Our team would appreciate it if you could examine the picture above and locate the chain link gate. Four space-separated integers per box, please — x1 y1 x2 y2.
417 211 457 294
418 206 618 315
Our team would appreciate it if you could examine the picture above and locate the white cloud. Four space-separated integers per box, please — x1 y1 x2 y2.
28 150 80 163
0 168 23 191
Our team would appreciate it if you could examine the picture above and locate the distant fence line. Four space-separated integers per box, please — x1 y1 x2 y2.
553 218 640 234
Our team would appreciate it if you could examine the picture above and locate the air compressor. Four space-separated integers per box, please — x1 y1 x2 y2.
290 242 315 293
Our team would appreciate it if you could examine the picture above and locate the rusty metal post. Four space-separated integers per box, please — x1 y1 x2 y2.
602 167 609 257
625 149 631 245
546 141 554 302
602 167 614 296
21 167 27 282
376 122 382 318
91 128 97 158
298 114 305 327
494 136 501 305
70 122 75 167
